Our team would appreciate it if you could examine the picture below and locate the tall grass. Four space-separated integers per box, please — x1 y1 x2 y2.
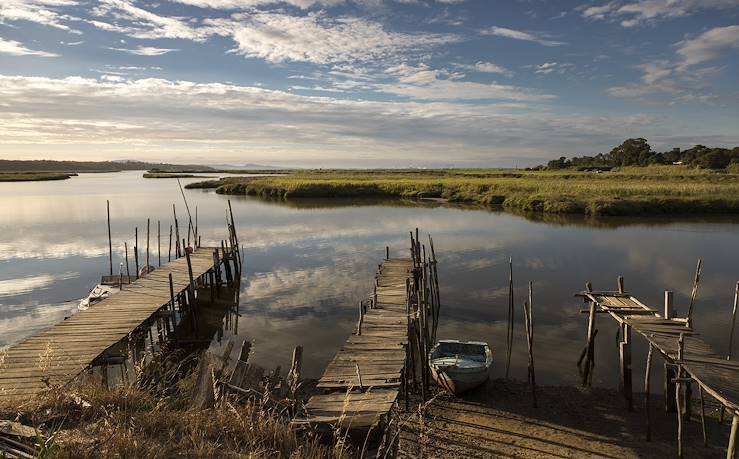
204 166 739 216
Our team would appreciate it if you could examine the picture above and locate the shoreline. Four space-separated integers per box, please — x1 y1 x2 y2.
0 172 77 182
185 166 739 216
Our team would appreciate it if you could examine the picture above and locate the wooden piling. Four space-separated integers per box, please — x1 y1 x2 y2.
728 415 738 459
582 282 596 386
146 218 150 274
173 204 180 258
665 290 674 319
699 385 708 447
505 256 514 379
107 200 113 276
288 345 303 395
134 227 139 279
620 323 633 411
617 276 625 294
645 343 653 441
221 241 233 286
687 258 703 326
676 333 686 459
357 301 364 335
724 282 739 424
522 288 537 407
158 220 161 267
124 242 130 279
386 246 389 260
168 225 172 262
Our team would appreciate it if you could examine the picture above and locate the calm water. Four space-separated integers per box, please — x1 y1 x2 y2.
2 171 739 391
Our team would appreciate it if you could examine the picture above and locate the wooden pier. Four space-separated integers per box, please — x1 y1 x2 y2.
0 238 240 400
577 286 739 456
294 231 441 430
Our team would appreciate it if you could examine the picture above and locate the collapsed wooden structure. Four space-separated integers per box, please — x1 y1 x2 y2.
577 279 739 458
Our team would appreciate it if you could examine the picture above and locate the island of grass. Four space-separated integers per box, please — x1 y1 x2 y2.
0 172 77 182
143 171 208 179
186 165 739 216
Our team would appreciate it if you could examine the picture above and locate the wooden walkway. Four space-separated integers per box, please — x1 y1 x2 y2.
0 246 234 400
579 291 739 414
294 257 414 429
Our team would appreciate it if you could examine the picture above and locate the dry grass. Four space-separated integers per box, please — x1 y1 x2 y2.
0 373 339 458
193 166 739 216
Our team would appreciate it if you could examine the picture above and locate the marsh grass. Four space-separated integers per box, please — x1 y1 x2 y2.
0 172 75 182
203 166 739 216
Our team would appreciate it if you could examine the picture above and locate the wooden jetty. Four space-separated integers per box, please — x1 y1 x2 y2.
0 213 241 400
577 284 739 457
294 231 441 430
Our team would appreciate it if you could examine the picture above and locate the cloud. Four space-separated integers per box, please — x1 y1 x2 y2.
607 26 739 104
0 38 58 57
481 26 564 46
204 12 458 64
456 61 513 77
108 45 179 56
675 25 739 70
533 62 573 75
0 73 683 167
0 0 77 30
170 0 345 8
580 0 739 27
90 0 208 41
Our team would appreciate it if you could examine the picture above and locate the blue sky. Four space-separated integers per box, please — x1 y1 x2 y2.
0 0 738 167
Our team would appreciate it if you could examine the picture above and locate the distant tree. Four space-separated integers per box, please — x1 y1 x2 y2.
608 138 654 166
547 156 569 170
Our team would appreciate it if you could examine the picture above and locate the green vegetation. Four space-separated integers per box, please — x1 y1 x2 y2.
143 172 207 178
191 166 739 216
0 172 76 182
545 138 739 170
0 160 215 173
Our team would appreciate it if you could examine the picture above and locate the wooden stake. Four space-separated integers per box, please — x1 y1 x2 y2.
618 276 625 294
386 246 389 260
699 385 708 447
722 282 739 424
687 258 703 325
645 343 653 441
288 345 303 396
581 282 596 386
621 324 633 411
168 225 172 262
173 204 180 258
523 281 537 407
505 256 514 379
357 301 364 335
134 227 139 279
107 200 113 276
665 290 674 319
157 220 161 267
146 218 150 274
728 415 738 459
676 333 685 459
124 242 130 279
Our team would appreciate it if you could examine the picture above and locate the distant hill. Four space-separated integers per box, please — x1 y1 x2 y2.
208 163 289 170
0 160 214 172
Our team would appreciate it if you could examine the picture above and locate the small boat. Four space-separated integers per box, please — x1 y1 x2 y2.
429 340 493 395
78 283 119 310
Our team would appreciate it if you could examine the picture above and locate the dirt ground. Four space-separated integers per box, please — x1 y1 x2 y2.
397 379 731 458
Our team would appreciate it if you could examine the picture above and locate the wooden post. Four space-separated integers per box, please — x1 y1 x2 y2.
728 415 738 459
169 273 177 344
729 281 738 360
173 204 180 258
134 227 139 279
699 385 708 447
146 218 150 275
687 258 702 326
676 333 686 459
522 292 537 407
621 324 633 411
168 225 172 262
355 364 364 392
581 282 596 386
107 200 113 276
618 276 625 294
228 200 241 268
221 241 233 286
506 256 514 379
195 206 198 248
645 343 653 441
124 242 130 279
184 239 195 294
357 301 364 335
386 246 389 260
665 290 674 319
157 220 161 267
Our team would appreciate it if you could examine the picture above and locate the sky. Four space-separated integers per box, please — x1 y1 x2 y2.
0 0 738 167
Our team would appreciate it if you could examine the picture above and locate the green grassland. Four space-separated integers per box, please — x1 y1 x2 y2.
188 166 739 216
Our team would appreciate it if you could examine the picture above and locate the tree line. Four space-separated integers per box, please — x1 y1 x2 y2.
543 138 739 170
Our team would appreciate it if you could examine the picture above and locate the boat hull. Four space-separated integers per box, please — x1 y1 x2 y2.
430 364 489 395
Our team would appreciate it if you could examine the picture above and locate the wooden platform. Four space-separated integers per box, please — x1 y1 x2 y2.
0 246 230 400
294 257 414 429
580 291 739 415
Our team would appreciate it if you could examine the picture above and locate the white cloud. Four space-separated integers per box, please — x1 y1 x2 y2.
456 61 513 77
108 45 179 56
481 26 564 47
0 0 77 30
169 0 345 8
0 73 677 166
607 26 739 104
0 38 58 57
91 0 208 41
580 0 739 27
534 62 573 75
204 12 458 64
675 25 739 70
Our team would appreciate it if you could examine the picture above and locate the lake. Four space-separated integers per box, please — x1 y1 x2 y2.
1 171 738 391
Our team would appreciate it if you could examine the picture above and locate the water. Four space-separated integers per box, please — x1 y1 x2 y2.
2 171 738 391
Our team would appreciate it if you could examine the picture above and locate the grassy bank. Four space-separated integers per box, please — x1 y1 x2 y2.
0 172 76 182
143 172 207 178
189 166 739 216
